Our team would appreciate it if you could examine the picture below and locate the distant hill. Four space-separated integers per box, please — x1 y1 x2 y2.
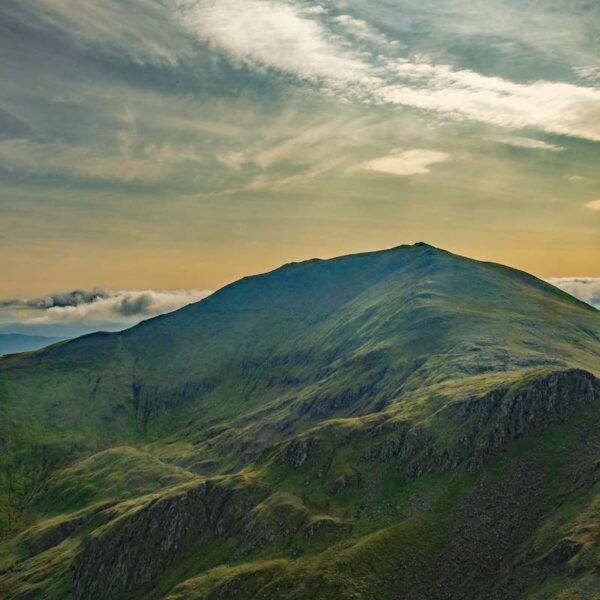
0 243 599 600
0 333 64 356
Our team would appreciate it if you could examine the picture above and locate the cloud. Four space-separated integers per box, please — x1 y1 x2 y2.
491 136 565 151
0 138 204 183
175 0 600 142
362 149 450 176
1 288 212 324
584 199 600 211
5 0 192 66
1 0 600 204
177 0 372 89
378 62 600 142
574 66 600 85
547 278 600 309
333 14 393 46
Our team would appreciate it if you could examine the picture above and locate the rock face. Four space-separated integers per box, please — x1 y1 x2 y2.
458 368 598 438
281 437 324 468
453 368 599 465
66 368 600 600
73 479 260 600
22 502 115 555
364 369 599 478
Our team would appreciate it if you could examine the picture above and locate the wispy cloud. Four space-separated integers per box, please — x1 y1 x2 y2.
5 0 191 66
379 62 600 142
0 138 204 183
333 14 394 46
362 149 450 176
574 66 600 86
178 0 372 89
491 136 566 151
547 278 600 309
173 0 600 142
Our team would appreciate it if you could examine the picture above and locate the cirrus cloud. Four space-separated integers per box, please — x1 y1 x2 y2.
177 0 373 89
175 0 600 142
491 136 566 151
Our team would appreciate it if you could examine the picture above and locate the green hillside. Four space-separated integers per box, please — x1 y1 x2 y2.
0 243 599 599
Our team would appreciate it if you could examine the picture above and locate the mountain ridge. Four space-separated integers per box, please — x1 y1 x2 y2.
0 334 65 357
1 244 599 599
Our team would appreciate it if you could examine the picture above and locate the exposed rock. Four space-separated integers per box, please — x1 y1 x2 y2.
22 502 115 555
361 369 599 482
280 437 324 468
72 479 261 600
458 368 599 468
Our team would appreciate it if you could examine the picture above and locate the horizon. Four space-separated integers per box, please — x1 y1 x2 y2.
0 242 598 338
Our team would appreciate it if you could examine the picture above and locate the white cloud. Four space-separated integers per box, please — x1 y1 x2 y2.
2 289 212 324
547 278 600 309
584 199 600 211
333 14 391 45
574 66 600 85
362 149 450 176
379 62 600 142
491 136 565 151
177 0 372 88
176 1 600 142
8 0 600 149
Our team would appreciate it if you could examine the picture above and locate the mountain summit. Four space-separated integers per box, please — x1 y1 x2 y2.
1 245 599 599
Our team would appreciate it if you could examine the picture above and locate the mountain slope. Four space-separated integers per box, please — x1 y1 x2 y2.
0 243 599 599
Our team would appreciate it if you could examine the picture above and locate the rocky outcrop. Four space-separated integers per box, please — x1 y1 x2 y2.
280 436 325 468
72 479 261 600
361 369 599 480
456 368 599 465
22 501 115 555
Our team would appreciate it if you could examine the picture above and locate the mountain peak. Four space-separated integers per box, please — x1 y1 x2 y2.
1 247 600 599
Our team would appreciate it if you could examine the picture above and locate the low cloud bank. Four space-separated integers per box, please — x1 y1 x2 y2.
1 288 213 324
547 278 600 309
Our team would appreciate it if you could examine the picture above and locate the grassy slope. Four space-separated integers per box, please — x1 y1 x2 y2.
0 244 599 598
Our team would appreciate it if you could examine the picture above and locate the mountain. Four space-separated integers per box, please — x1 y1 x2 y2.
0 243 599 599
0 320 132 339
0 334 65 356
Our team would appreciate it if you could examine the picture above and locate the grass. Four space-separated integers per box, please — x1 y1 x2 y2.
0 243 599 598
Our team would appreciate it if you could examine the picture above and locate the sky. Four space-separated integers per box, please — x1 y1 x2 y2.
0 0 599 335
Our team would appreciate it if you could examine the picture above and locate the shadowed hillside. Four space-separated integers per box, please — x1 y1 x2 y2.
1 244 599 599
